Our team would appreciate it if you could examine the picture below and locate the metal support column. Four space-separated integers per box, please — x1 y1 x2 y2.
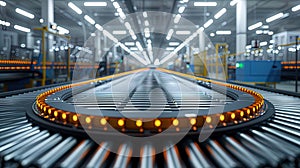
236 0 247 61
296 36 298 93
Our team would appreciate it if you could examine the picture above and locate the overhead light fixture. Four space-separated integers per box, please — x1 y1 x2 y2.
256 30 263 35
248 22 262 30
68 2 82 14
136 41 143 51
166 29 174 40
169 42 180 46
230 0 238 6
130 47 138 51
166 47 175 51
0 1 6 6
113 2 120 9
112 30 127 35
124 22 131 29
145 20 149 26
144 28 150 38
125 42 135 46
176 30 191 35
84 15 95 25
119 11 126 20
0 19 10 26
178 6 185 13
174 14 181 24
57 26 69 34
260 41 268 47
131 35 137 40
14 25 30 33
216 30 231 35
268 31 274 35
292 4 300 12
194 2 217 6
84 2 107 6
154 59 160 66
183 0 189 3
15 8 34 19
95 24 104 31
143 12 148 18
210 33 215 37
270 40 274 44
39 18 44 23
203 19 213 28
214 8 226 19
261 25 269 29
266 13 284 23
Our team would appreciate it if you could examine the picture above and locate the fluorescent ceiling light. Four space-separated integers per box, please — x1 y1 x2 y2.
248 22 262 30
14 25 30 33
166 29 174 40
113 2 120 9
292 4 300 12
68 2 82 14
0 1 6 6
176 30 191 35
178 6 185 13
119 12 126 20
143 12 148 18
216 30 231 35
210 33 215 37
144 28 150 38
256 30 263 34
84 15 95 25
145 20 149 26
174 14 181 24
124 22 131 29
136 41 143 51
169 42 180 46
204 19 213 28
131 35 137 40
95 24 103 31
112 30 127 35
214 8 226 19
260 41 268 47
0 20 10 26
125 42 135 46
266 13 284 23
57 26 69 34
130 47 138 51
261 25 269 29
246 45 251 49
84 2 107 6
15 8 34 19
194 2 217 6
270 40 274 44
230 0 238 6
183 0 189 3
268 31 274 35
166 47 175 51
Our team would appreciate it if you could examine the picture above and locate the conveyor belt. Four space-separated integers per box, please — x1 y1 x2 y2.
0 68 299 167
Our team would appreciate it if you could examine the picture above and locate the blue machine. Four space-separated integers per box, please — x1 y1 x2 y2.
236 60 281 82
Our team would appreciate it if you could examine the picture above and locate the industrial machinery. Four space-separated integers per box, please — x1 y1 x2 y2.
236 60 282 83
0 68 299 167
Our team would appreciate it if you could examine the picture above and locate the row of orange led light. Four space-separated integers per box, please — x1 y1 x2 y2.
0 60 37 65
0 66 31 70
283 66 300 69
31 65 99 70
0 60 98 66
35 68 264 132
